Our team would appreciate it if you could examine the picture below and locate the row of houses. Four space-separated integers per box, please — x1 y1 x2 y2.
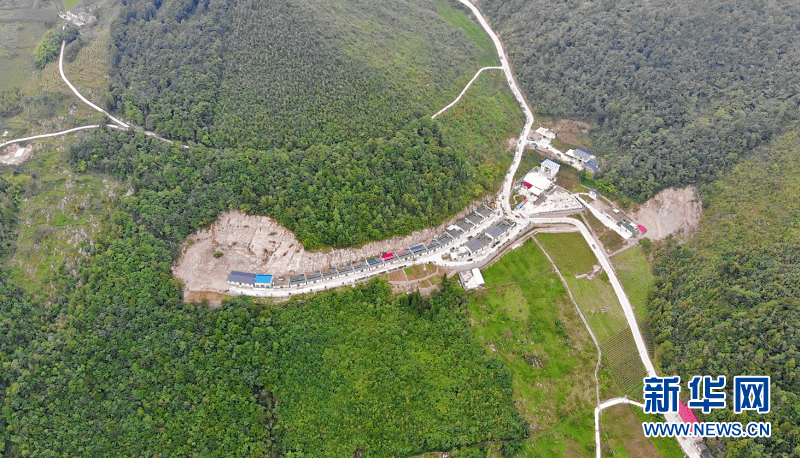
227 205 496 289
457 219 515 259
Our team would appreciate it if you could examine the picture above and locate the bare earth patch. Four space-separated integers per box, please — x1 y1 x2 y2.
184 291 227 307
505 136 517 150
548 119 590 149
0 143 34 165
632 186 702 240
174 202 484 297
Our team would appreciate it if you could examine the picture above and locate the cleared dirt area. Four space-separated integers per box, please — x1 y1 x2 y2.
0 142 33 164
175 201 487 297
381 263 450 295
632 186 702 240
184 291 227 306
547 119 590 149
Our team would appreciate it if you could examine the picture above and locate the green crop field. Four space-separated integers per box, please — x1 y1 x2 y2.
564 275 630 342
469 239 598 457
534 233 647 396
603 328 647 398
537 231 598 276
612 246 655 322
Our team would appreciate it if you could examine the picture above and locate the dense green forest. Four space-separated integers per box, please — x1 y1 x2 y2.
0 206 526 456
476 0 800 200
93 0 522 248
111 0 488 150
0 177 37 454
647 130 800 457
70 113 512 248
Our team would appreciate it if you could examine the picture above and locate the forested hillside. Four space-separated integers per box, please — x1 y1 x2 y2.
0 177 39 454
0 208 526 456
70 114 513 248
477 0 800 200
95 0 522 249
111 0 490 149
647 130 800 457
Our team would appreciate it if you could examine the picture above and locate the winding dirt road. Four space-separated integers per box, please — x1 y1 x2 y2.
0 125 100 150
59 41 129 128
431 66 502 118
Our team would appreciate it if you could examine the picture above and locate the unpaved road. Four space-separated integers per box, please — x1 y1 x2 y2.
0 125 100 151
59 41 128 128
431 66 503 118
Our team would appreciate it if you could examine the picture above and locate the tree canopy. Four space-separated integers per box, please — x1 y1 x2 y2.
647 129 800 457
477 0 800 200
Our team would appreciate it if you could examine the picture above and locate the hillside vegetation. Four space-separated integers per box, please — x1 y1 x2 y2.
647 130 800 457
91 0 522 249
112 0 489 150
0 208 526 456
476 0 800 200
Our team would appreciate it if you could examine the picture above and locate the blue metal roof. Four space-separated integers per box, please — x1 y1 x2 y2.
542 159 560 169
464 238 486 253
574 149 594 162
585 159 599 171
255 274 273 284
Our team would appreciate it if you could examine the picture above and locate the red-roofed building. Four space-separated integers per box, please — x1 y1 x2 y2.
381 252 395 261
522 181 532 188
637 224 648 233
679 400 699 423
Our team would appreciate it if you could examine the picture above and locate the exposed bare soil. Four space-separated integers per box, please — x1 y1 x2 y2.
632 187 702 240
184 291 226 307
0 143 33 165
381 263 450 295
547 119 590 149
174 201 488 296
505 136 517 150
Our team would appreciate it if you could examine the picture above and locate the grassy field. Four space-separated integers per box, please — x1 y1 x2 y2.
601 403 685 458
434 0 500 67
0 22 48 91
535 233 646 395
469 239 598 457
612 246 655 322
63 0 82 11
529 233 686 455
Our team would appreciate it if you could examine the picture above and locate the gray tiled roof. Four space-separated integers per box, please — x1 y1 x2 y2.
228 271 256 284
464 238 485 253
